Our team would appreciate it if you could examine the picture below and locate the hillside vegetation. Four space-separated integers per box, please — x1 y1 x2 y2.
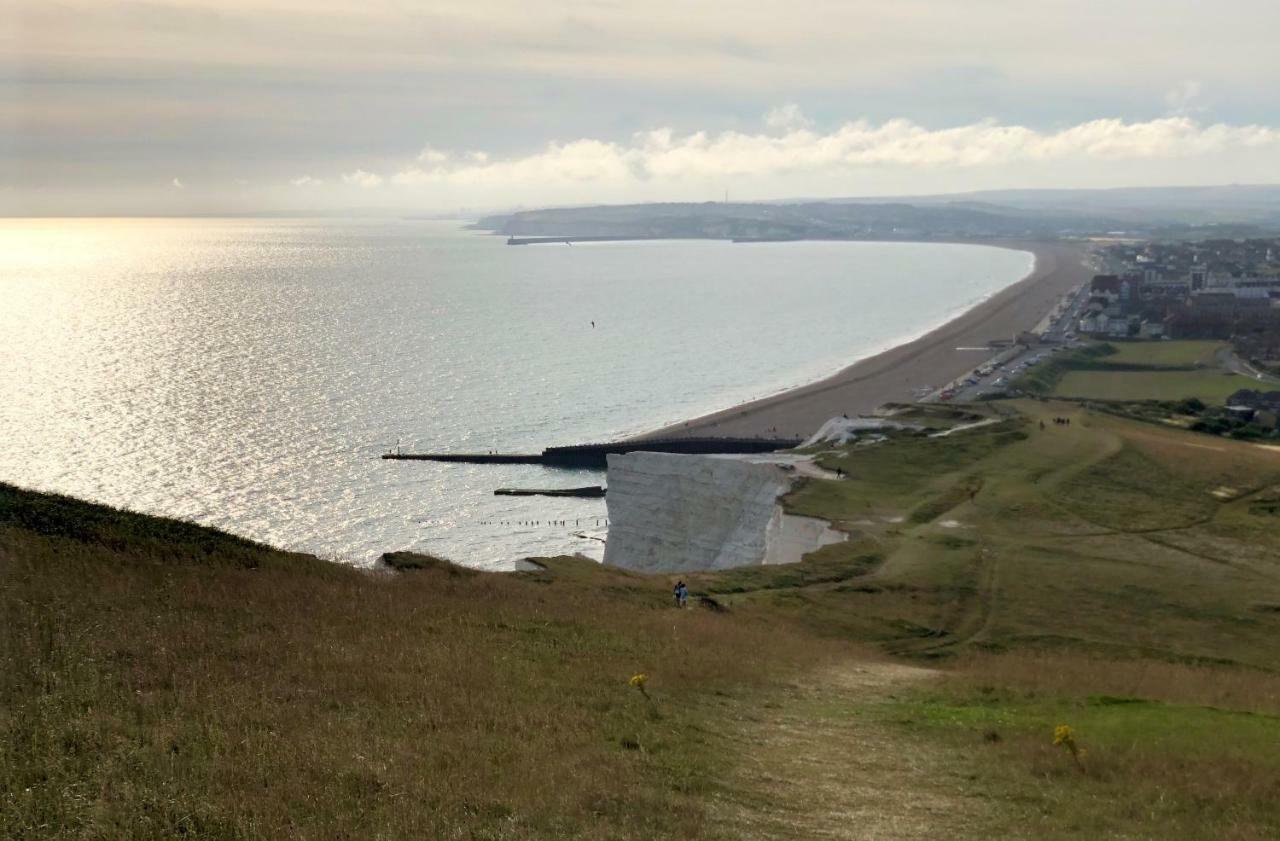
1 484 846 839
5 397 1280 838
769 400 1280 838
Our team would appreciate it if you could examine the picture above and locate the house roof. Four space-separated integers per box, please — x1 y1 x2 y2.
1090 274 1122 294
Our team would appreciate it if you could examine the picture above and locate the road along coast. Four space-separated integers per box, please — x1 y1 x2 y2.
639 240 1091 441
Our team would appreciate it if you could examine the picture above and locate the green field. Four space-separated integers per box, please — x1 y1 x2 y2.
1016 340 1246 403
1101 340 1224 367
1054 368 1245 401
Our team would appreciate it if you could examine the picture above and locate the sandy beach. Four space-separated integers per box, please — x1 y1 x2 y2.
640 240 1091 440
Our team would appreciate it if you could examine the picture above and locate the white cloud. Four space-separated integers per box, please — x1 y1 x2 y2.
765 104 813 131
342 169 384 188
1166 80 1205 115
386 116 1280 191
290 175 323 187
417 146 448 164
171 177 184 189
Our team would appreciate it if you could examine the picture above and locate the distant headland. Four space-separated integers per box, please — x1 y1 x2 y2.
471 184 1280 243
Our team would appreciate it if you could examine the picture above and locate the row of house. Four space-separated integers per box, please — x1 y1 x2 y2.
1225 389 1280 430
1081 238 1280 340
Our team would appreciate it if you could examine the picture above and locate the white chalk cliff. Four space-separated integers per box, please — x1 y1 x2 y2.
603 451 844 573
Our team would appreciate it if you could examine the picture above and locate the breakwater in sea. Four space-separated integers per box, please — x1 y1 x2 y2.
383 437 802 468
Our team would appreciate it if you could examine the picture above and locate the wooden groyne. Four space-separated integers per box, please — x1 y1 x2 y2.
382 437 803 469
495 486 606 498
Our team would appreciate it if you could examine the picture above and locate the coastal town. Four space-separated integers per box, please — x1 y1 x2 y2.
919 237 1280 438
1084 237 1280 353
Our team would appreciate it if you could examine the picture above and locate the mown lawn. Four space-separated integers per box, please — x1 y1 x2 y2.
1017 341 1241 403
1101 340 1224 367
1053 369 1244 402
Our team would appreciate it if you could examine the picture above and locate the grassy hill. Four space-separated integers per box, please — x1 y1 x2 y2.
1 484 846 839
773 400 1280 838
777 399 1280 664
5 397 1280 838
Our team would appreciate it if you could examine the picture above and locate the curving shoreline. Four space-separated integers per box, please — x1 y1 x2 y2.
638 240 1091 441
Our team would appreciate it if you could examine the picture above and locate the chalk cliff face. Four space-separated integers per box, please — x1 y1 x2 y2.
603 452 843 573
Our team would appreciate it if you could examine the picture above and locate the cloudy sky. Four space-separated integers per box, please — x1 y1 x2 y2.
7 0 1280 215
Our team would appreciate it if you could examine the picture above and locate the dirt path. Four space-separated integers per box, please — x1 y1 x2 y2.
710 661 988 840
886 402 1123 657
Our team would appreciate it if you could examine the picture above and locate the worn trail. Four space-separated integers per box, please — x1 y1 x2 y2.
711 662 989 840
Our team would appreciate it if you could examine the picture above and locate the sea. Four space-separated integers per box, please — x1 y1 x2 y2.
0 219 1033 569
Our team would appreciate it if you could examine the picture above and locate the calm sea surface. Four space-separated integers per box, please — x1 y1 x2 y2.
0 219 1032 568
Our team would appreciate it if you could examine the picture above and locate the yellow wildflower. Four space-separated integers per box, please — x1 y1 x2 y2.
1053 724 1085 771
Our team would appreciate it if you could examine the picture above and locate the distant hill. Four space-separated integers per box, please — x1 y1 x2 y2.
825 184 1280 226
472 184 1280 242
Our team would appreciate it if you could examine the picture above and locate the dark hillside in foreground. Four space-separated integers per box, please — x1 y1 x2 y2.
0 483 836 839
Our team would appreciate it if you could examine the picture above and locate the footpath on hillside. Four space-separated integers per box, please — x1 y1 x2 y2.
709 661 992 841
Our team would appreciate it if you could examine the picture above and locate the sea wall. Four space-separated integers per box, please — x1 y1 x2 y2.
602 451 843 573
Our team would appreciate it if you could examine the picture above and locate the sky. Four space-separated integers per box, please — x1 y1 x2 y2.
7 0 1280 215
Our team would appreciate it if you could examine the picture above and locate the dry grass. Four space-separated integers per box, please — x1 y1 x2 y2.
0 485 841 840
948 650 1280 716
881 649 1280 840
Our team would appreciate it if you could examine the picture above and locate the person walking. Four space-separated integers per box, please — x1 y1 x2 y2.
674 580 688 608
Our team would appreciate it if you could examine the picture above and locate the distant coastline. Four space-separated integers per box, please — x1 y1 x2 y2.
633 239 1090 440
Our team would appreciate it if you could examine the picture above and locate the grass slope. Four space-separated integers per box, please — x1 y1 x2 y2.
767 400 1280 838
0 484 841 840
7 399 1280 838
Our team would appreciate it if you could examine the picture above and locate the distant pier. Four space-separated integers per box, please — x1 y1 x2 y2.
384 453 542 464
506 235 665 245
382 437 803 469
